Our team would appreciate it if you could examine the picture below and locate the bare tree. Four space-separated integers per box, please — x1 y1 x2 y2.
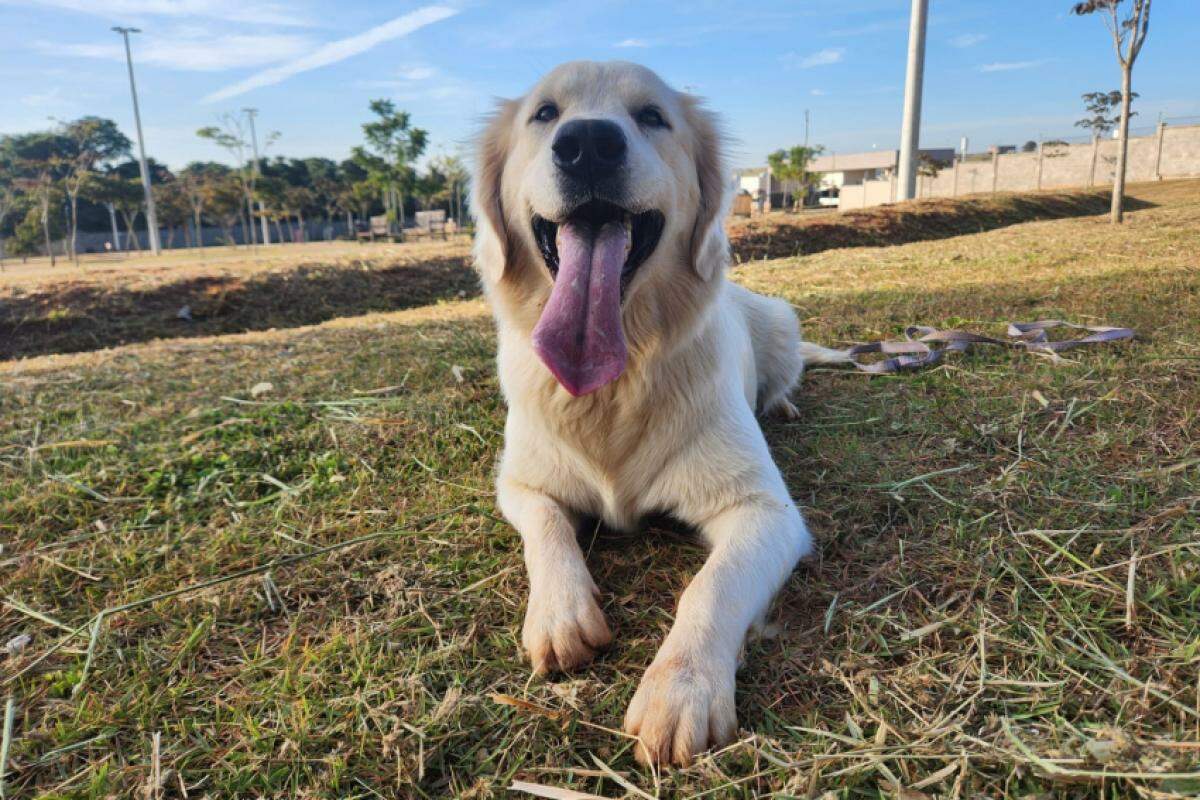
1071 0 1151 223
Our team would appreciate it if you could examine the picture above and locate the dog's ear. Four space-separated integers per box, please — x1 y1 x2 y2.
684 96 729 282
472 98 519 282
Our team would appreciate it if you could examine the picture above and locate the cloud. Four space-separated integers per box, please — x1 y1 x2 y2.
781 47 845 69
810 88 827 96
614 38 651 48
34 31 312 71
203 6 460 103
397 65 437 81
950 33 987 48
2 0 313 27
978 59 1047 72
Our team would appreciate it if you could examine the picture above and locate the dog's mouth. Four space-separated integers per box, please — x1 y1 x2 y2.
531 200 665 294
528 201 665 398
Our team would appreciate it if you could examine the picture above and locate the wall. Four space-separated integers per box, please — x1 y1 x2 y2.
841 123 1200 210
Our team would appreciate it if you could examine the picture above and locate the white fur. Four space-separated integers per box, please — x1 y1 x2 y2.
472 61 818 766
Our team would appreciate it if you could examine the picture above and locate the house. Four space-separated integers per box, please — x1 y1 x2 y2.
733 147 956 209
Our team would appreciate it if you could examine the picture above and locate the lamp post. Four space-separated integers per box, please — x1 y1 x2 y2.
896 0 929 202
112 26 161 255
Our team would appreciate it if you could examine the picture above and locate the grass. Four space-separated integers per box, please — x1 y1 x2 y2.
2 179 1199 798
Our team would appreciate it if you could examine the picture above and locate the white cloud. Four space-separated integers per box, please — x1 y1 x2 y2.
2 0 313 26
978 59 1047 72
203 6 459 103
34 31 312 72
951 33 987 48
781 47 845 69
810 88 827 96
397 65 437 81
614 38 651 48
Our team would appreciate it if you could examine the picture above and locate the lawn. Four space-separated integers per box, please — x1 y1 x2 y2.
2 181 1199 799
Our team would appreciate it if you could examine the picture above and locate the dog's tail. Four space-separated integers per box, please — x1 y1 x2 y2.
798 341 853 366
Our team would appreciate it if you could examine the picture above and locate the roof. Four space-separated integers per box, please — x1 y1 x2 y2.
809 150 898 172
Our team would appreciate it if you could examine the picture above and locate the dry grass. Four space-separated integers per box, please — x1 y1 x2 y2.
2 180 1199 798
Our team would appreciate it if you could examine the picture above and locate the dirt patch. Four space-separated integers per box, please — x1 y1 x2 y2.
1 251 479 360
727 187 1156 261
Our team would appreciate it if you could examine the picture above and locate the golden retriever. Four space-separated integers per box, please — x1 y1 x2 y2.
471 61 839 767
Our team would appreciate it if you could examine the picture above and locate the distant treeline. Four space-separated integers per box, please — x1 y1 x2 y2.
0 101 468 260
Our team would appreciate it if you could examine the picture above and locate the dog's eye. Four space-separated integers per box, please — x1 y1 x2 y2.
636 106 669 129
532 103 559 123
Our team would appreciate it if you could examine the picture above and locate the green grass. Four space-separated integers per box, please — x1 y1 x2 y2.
2 181 1199 798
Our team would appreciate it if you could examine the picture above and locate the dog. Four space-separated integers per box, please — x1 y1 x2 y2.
471 61 842 767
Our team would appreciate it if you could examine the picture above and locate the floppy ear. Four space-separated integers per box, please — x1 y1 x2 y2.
684 97 730 282
471 98 519 282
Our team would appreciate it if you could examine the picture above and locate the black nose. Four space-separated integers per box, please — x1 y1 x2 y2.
552 118 627 183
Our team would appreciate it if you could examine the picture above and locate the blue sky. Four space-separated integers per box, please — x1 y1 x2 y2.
3 0 1198 171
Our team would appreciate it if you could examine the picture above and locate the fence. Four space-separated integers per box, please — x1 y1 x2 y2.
838 119 1200 211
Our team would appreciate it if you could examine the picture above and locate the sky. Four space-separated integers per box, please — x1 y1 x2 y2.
2 0 1198 172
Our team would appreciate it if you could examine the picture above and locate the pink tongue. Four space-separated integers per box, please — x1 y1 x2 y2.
532 220 629 396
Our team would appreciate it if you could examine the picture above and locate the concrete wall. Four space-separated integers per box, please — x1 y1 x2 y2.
842 123 1200 209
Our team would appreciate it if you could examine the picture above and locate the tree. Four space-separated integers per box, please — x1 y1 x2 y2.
353 99 427 230
0 157 19 264
1 132 73 265
9 206 61 261
177 161 230 248
767 145 825 211
154 177 190 248
57 117 131 262
1075 90 1139 138
432 154 469 226
1071 0 1152 223
1021 140 1038 153
198 114 276 246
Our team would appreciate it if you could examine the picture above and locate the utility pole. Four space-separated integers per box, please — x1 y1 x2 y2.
112 26 161 255
804 109 811 148
896 0 929 202
243 108 271 245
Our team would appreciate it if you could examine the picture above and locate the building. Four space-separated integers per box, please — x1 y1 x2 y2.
733 147 955 209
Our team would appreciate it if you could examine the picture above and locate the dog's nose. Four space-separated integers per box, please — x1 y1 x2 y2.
552 118 626 183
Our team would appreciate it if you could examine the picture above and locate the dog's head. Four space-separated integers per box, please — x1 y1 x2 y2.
473 60 728 397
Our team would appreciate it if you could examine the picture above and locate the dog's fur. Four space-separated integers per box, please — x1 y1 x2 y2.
472 61 826 766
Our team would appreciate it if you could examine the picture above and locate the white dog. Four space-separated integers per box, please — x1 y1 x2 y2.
472 61 838 766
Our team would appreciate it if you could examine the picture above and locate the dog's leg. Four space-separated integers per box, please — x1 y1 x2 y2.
624 497 809 766
498 478 612 674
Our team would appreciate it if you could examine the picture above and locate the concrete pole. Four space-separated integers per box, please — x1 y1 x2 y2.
113 27 161 255
244 108 272 245
896 0 928 202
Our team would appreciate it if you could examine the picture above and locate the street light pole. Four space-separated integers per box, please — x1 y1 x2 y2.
112 26 161 255
896 0 929 202
243 108 271 245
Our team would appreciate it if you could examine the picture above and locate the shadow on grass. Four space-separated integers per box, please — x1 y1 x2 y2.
728 190 1156 261
1 255 480 360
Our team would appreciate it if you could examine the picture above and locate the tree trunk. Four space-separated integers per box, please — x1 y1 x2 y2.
41 193 56 267
193 209 204 248
122 210 142 252
1111 64 1133 224
69 191 79 264
275 218 285 244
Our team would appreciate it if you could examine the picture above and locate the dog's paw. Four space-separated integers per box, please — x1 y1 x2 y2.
522 582 611 674
623 651 737 767
769 398 801 420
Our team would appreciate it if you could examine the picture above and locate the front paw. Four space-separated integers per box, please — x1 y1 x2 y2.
623 650 737 767
522 581 612 674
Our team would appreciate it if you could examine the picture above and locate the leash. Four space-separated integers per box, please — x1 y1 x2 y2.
837 320 1137 374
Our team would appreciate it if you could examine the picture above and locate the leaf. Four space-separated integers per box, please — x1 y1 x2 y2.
250 381 274 398
509 779 610 800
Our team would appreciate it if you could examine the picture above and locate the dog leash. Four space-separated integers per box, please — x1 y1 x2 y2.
838 319 1137 374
